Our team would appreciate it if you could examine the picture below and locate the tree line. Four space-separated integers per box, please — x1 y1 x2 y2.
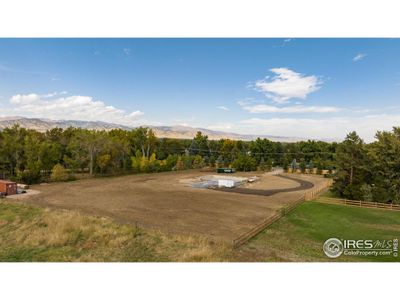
0 125 336 183
2 124 400 203
332 128 400 203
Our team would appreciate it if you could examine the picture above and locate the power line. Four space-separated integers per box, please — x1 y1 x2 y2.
159 147 336 156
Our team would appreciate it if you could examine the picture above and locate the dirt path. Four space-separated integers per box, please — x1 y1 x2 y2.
216 174 314 196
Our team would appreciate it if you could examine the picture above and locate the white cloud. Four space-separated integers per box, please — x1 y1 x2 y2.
353 53 367 62
42 92 59 98
5 93 144 126
123 48 131 55
128 111 144 118
217 106 230 111
237 114 400 142
240 103 340 114
10 93 41 104
207 123 233 131
254 68 322 104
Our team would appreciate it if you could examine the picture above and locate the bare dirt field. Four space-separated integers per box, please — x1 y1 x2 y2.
15 170 328 241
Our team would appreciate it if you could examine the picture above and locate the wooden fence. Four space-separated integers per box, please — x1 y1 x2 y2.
315 197 400 211
304 178 333 200
232 178 333 248
231 177 400 248
232 194 305 248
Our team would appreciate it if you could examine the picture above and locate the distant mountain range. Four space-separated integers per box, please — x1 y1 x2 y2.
0 116 305 142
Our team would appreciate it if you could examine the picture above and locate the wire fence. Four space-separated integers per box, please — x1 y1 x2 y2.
168 147 336 156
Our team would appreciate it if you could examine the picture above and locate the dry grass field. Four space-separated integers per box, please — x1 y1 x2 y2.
14 170 327 242
0 201 233 262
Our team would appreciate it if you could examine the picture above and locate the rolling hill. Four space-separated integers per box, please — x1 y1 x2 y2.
0 116 304 142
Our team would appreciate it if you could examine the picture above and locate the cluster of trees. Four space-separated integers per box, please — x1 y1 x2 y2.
332 128 400 203
131 153 205 173
2 124 400 204
0 125 337 184
0 126 199 183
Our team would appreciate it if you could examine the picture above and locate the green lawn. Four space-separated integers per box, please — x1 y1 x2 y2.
237 201 400 262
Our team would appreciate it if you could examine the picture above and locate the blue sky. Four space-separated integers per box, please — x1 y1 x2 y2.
0 38 399 141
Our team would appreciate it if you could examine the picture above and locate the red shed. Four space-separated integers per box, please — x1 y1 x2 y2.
0 180 17 196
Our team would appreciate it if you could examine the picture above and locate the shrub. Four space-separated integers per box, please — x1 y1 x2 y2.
17 169 42 184
97 154 111 173
232 155 257 172
50 164 70 182
165 154 178 171
175 156 185 171
131 156 141 173
258 157 267 171
183 155 194 169
148 153 161 173
360 183 373 201
192 155 205 169
139 156 149 173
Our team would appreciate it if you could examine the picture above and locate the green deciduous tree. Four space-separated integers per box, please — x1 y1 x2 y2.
232 154 257 172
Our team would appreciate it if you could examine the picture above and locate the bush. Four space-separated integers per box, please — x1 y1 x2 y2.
175 156 185 171
360 183 373 201
50 164 70 182
183 155 194 169
139 156 149 173
258 157 272 171
97 154 111 173
165 154 178 171
17 169 42 184
131 156 141 173
232 155 257 172
192 155 205 169
148 153 161 173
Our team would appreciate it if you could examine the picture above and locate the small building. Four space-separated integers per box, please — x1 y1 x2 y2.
0 180 17 196
218 179 235 188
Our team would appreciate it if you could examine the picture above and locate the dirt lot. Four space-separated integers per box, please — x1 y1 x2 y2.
15 170 328 241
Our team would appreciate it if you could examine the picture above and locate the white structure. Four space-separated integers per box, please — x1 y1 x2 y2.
217 179 235 188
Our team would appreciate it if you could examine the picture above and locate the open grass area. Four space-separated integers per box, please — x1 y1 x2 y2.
236 201 400 262
0 201 232 262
